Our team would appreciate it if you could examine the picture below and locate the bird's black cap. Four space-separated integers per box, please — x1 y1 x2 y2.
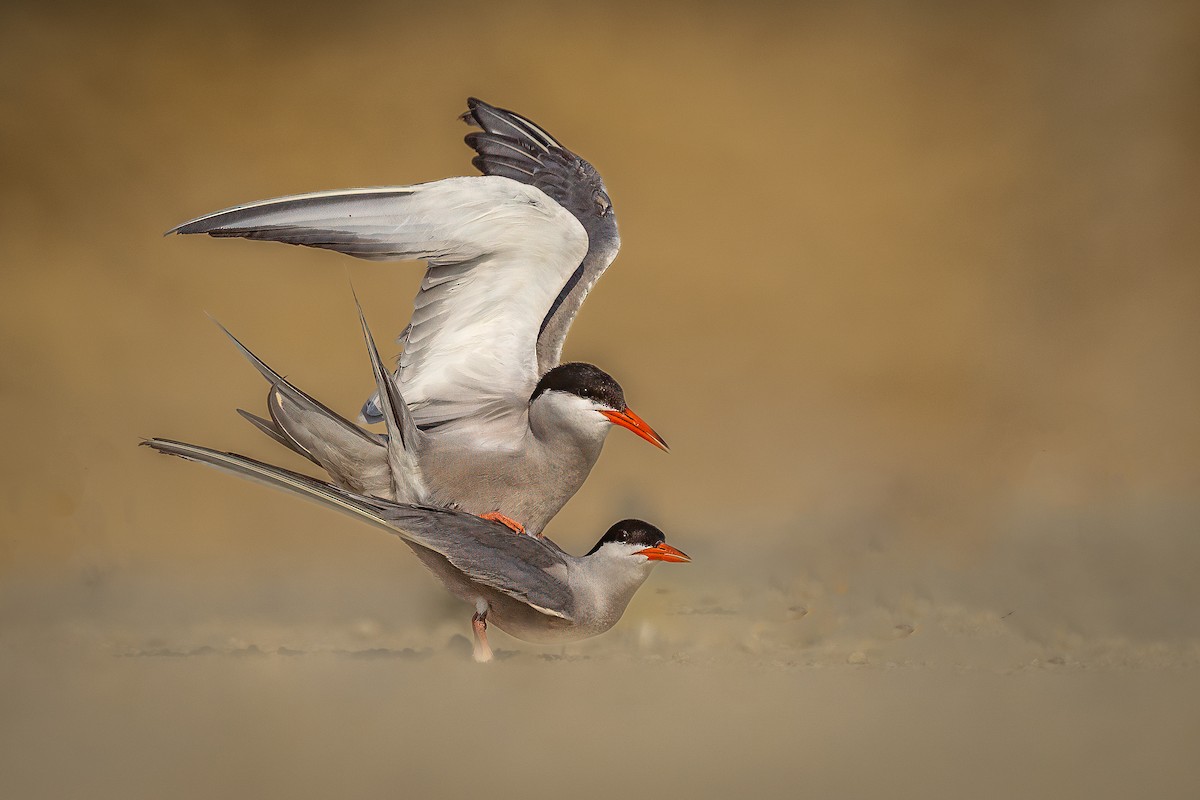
585 519 667 556
530 362 625 410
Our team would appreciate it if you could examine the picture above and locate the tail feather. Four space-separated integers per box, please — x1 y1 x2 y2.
352 296 418 450
352 293 426 501
210 317 392 496
141 438 397 535
212 316 380 450
143 437 578 621
236 408 319 465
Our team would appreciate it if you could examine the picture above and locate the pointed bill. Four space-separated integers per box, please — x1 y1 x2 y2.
634 543 691 563
598 407 669 451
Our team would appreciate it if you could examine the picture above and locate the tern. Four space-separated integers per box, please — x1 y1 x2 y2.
142 438 689 662
214 293 665 534
169 98 666 535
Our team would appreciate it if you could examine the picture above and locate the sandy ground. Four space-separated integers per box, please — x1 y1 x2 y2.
4 648 1198 800
3 1 1200 797
4 538 1199 799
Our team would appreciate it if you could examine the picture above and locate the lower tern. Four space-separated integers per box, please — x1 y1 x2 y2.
143 439 689 662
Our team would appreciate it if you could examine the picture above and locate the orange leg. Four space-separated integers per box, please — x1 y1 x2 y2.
471 610 494 663
480 511 526 535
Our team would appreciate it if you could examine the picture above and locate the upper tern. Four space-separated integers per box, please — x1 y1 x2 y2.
168 98 666 535
213 294 665 535
142 438 689 662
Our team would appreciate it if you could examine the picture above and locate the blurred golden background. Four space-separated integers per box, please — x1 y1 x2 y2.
2 1 1199 797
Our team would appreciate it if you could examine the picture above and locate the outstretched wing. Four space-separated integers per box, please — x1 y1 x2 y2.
462 98 622 374
143 439 576 619
171 177 589 429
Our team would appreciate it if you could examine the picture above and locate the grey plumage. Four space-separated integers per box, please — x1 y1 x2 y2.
351 294 426 500
141 438 687 653
209 307 664 534
213 316 383 452
210 318 389 492
235 408 319 465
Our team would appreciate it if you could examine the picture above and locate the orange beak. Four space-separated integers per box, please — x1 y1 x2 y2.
598 407 669 451
634 542 691 563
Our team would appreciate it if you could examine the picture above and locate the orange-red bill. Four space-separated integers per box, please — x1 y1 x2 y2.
599 407 669 451
634 542 691 563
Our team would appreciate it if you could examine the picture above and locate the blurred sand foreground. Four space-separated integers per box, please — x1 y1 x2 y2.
2 1 1199 797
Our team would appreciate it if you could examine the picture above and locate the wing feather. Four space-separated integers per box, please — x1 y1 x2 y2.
461 98 622 373
173 177 589 428
143 439 575 618
171 98 621 421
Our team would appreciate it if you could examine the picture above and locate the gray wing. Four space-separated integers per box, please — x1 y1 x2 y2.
168 187 430 260
462 98 622 374
374 505 575 619
142 439 576 620
174 178 589 431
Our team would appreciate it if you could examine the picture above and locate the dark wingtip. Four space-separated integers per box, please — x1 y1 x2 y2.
165 219 201 236
461 97 484 127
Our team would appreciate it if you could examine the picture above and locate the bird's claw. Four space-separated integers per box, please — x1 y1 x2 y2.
480 512 526 535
